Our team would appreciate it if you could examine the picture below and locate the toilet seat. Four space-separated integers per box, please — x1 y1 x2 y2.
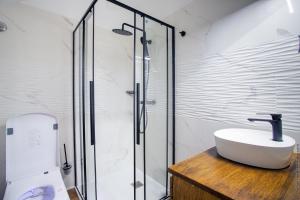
4 167 69 200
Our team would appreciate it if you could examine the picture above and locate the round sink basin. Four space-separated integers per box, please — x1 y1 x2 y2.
214 128 295 169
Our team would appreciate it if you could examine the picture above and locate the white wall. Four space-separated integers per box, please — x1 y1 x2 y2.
167 0 300 162
0 3 74 195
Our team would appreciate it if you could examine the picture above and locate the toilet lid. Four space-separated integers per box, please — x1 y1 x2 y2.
6 113 59 182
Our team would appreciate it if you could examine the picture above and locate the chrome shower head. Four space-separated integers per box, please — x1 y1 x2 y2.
112 28 132 36
0 21 7 32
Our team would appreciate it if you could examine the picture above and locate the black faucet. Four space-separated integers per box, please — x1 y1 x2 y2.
248 113 283 142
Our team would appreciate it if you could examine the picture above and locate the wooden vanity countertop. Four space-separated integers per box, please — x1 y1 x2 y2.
169 147 299 200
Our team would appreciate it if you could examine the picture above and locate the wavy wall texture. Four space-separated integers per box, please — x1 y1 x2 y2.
177 35 300 133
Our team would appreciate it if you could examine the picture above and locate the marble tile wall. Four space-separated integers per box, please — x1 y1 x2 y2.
0 3 74 194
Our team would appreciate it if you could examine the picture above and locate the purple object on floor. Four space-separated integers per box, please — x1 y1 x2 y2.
18 185 55 200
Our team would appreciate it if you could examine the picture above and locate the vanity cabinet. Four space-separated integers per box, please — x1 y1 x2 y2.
169 147 298 200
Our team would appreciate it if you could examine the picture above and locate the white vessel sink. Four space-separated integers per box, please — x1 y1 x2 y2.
214 128 295 169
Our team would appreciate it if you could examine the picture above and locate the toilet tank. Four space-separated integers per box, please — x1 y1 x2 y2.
6 113 59 182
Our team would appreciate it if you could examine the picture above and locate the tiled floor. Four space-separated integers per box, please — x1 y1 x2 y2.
68 188 80 200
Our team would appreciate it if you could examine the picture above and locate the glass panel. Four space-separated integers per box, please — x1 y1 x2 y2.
167 27 174 196
74 3 174 200
135 14 146 200
144 17 169 199
74 23 86 198
94 2 135 200
83 10 97 200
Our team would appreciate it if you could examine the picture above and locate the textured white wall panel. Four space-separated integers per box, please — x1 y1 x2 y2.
166 0 300 162
177 36 300 133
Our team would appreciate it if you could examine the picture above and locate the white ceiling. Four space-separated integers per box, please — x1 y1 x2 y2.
0 0 257 31
166 0 257 32
3 0 195 24
116 0 196 19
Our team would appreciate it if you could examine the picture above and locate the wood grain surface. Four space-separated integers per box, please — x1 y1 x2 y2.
169 147 299 200
172 176 221 200
68 188 80 200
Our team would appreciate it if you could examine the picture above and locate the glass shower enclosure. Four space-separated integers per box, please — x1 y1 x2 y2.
73 1 175 199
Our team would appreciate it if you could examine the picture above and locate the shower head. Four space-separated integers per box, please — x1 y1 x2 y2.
0 21 7 32
112 23 151 59
112 23 142 36
112 28 132 36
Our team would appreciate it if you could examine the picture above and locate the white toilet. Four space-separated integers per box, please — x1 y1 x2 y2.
3 113 70 200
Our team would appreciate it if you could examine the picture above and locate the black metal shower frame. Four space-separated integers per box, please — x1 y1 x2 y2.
72 8 96 200
72 0 176 199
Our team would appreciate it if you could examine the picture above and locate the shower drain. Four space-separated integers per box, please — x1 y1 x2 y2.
131 181 144 188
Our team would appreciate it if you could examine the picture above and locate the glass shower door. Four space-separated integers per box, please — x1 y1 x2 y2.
137 16 173 200
73 9 97 200
74 22 87 199
94 2 135 200
145 17 169 199
83 10 97 200
134 14 146 200
134 15 172 200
